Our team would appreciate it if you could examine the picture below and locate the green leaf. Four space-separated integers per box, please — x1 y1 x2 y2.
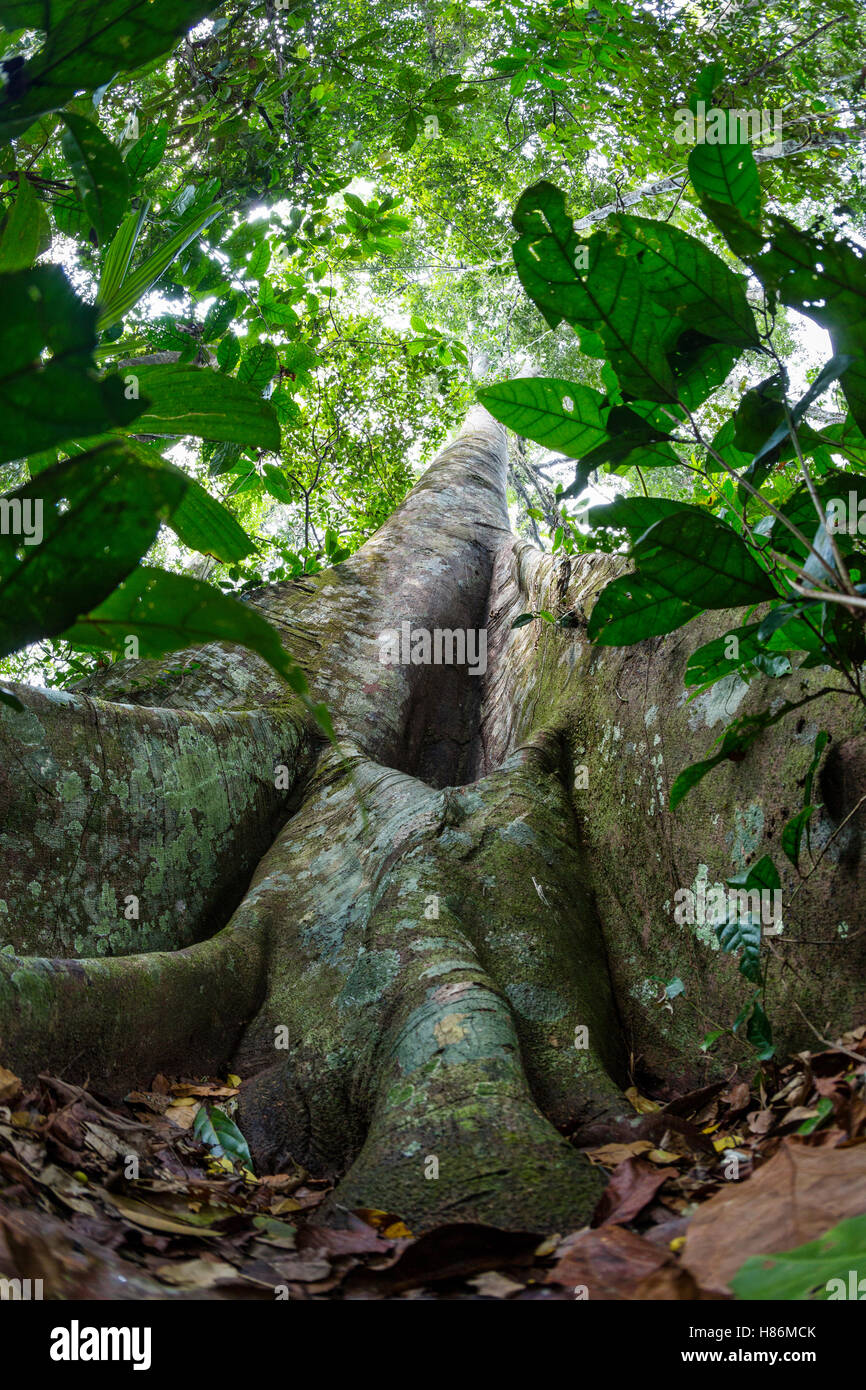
803 728 829 809
0 264 140 464
666 331 740 411
577 403 677 471
60 111 129 243
632 510 777 607
477 377 608 457
688 114 762 229
97 202 148 309
717 899 763 983
0 0 219 139
781 728 829 868
734 1214 866 1300
0 444 186 659
512 183 677 401
246 241 271 279
116 365 280 449
731 1213 866 1301
705 415 754 476
608 213 759 347
237 340 278 394
745 999 774 1059
395 111 418 151
739 853 780 895
262 464 294 503
796 1095 834 1135
684 620 799 693
752 355 855 469
193 1104 253 1171
0 175 40 271
586 496 692 539
755 219 866 434
587 571 701 645
63 566 310 697
208 442 243 477
124 120 168 183
217 333 240 372
781 806 815 870
96 198 223 331
202 295 236 342
94 438 255 562
773 471 866 562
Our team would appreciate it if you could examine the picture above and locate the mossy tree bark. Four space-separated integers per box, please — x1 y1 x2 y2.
1 408 864 1232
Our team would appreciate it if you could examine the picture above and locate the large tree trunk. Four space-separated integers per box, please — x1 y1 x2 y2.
1 409 864 1232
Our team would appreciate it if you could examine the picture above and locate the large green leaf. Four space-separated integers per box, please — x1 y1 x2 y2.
706 414 758 476
587 571 701 645
0 0 219 138
773 471 866 562
685 622 766 690
731 1214 866 1301
478 376 684 485
751 355 854 468
237 340 278 394
586 496 693 539
687 115 762 230
0 175 41 271
666 331 740 411
755 218 866 434
578 403 678 471
477 377 608 457
608 213 759 347
632 510 778 607
60 111 129 243
0 2 77 22
63 566 310 696
97 203 149 309
512 182 678 400
72 437 255 562
0 264 141 464
116 365 280 449
124 121 168 184
193 1104 253 1171
0 444 186 658
96 198 223 330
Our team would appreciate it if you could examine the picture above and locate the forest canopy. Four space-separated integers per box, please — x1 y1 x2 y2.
0 0 863 701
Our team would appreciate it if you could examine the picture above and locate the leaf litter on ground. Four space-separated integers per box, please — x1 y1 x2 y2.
0 1028 864 1299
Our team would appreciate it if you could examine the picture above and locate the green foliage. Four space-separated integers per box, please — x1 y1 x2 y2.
484 121 866 820
193 1103 253 1172
0 445 184 658
731 1214 866 1301
0 0 863 709
0 0 217 138
63 566 310 696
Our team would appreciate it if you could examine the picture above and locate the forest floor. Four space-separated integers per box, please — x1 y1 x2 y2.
1 1030 865 1301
